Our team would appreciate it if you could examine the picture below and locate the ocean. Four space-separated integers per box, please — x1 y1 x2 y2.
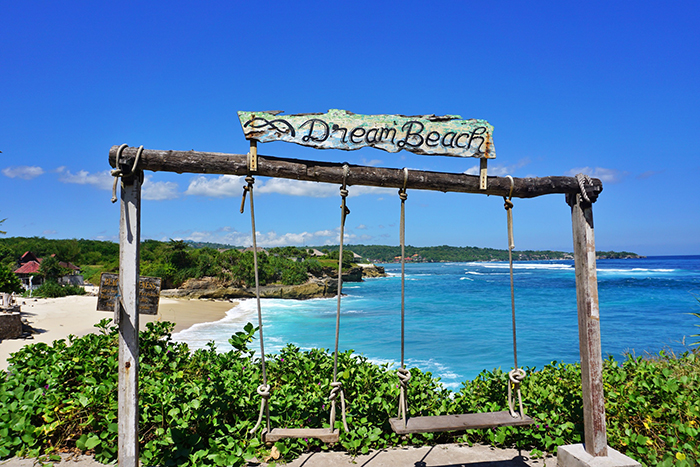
173 255 700 390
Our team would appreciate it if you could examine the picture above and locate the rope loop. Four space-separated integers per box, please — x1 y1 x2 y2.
504 198 514 210
250 383 272 434
339 188 349 198
397 367 411 385
329 381 342 401
507 368 526 419
256 383 271 397
111 144 143 203
509 368 526 384
328 381 349 431
575 173 593 203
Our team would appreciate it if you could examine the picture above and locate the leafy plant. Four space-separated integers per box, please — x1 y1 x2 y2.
1 321 698 466
0 264 22 294
689 297 700 347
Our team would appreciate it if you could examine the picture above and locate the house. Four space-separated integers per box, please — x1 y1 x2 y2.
13 251 83 290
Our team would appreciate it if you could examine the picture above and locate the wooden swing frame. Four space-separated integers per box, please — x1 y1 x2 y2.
110 145 608 467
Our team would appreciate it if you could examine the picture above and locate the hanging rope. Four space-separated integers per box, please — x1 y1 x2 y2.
242 175 271 435
111 144 143 203
504 175 526 419
397 168 410 427
330 164 350 433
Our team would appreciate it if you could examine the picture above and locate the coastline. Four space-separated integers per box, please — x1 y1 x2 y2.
0 295 237 371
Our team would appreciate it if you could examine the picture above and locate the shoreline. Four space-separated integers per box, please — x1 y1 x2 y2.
0 295 237 371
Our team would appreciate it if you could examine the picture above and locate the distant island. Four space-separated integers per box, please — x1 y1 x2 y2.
309 244 645 263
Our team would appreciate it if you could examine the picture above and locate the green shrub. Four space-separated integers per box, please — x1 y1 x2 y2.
1 321 698 466
27 280 86 298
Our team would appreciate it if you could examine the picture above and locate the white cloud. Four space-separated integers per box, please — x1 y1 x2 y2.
2 166 45 180
58 168 113 190
173 226 354 247
42 229 57 235
566 167 625 183
464 158 531 177
258 178 337 198
57 168 180 200
142 176 179 200
185 175 246 197
186 175 394 198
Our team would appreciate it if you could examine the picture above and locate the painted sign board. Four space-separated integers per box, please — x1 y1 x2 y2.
238 109 495 159
97 273 162 315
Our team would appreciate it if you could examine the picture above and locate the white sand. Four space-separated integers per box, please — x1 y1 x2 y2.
0 295 236 370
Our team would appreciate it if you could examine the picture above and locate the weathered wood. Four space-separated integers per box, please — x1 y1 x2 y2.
264 428 339 443
389 411 534 435
108 146 602 201
118 175 141 467
97 273 161 314
238 109 496 158
568 193 608 457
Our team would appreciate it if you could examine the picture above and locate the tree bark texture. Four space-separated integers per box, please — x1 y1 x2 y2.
109 146 602 201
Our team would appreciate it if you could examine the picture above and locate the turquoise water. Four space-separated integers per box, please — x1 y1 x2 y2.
173 256 700 389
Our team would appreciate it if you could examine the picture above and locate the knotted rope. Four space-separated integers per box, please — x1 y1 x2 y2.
330 164 350 433
504 175 526 419
575 173 593 203
242 175 271 436
397 168 410 427
111 144 143 203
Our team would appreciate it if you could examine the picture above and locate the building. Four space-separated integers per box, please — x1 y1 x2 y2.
13 251 83 291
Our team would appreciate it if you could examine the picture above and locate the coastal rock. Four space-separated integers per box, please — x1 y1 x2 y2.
322 266 364 282
359 264 386 278
163 277 338 300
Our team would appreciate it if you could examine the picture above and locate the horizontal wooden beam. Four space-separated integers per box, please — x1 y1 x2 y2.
109 145 602 200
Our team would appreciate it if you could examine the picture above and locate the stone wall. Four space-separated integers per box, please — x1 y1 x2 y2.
0 312 22 340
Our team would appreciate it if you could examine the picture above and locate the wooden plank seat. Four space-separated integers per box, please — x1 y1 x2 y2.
389 410 534 435
263 428 340 443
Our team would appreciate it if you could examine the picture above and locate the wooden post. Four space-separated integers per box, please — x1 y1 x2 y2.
568 193 607 457
118 174 142 467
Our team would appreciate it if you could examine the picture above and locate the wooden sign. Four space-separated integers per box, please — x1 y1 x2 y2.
97 273 161 315
238 109 495 159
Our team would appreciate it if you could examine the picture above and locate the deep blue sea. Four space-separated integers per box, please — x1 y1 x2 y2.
173 256 700 390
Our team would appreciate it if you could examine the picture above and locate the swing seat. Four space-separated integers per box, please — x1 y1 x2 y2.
389 410 534 434
263 428 340 443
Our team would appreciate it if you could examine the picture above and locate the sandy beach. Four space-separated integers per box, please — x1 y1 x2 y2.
0 295 237 371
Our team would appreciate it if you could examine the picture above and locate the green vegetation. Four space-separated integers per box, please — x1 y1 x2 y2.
1 321 697 466
28 281 86 298
325 245 643 263
0 237 643 292
0 264 22 294
690 297 700 347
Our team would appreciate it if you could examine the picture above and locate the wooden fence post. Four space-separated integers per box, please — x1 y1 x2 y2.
118 174 142 467
568 193 608 457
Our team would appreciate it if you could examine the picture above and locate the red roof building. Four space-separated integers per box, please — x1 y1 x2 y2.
13 251 82 290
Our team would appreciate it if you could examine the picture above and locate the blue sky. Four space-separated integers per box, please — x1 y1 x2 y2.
2 1 698 256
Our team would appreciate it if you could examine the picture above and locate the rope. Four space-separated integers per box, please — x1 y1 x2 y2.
243 175 271 435
575 173 593 203
504 175 525 419
397 168 409 427
111 144 143 203
330 164 350 432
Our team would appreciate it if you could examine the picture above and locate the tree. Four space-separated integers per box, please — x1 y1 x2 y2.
40 255 70 282
0 264 22 294
0 213 6 235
